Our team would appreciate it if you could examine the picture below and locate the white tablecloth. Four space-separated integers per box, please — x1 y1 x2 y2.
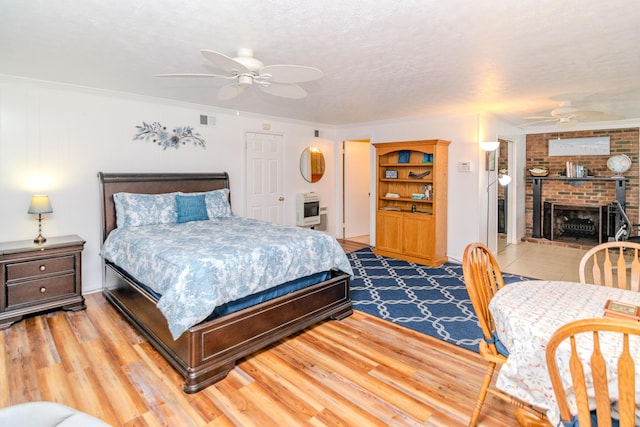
489 280 640 425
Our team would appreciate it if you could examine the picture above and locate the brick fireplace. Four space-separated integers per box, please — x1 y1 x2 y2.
543 202 609 245
525 128 639 248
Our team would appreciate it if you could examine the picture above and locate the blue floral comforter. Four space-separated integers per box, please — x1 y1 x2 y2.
101 216 353 339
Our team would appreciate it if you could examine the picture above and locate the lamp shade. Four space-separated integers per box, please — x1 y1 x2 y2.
498 174 512 186
480 141 500 152
28 195 53 214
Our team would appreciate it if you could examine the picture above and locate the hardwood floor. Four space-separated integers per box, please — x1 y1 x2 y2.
0 295 518 426
336 238 369 254
1 239 521 426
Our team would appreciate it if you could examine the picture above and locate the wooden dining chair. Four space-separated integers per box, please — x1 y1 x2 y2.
578 241 640 291
546 317 640 427
462 242 546 426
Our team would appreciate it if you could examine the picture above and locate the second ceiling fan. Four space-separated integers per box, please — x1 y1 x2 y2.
520 101 624 127
157 48 323 100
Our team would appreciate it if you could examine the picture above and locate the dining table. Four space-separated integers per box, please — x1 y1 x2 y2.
489 279 640 426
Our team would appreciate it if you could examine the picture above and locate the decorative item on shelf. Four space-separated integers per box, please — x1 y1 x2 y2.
134 121 206 150
384 192 400 198
411 193 426 200
528 167 549 177
408 170 431 179
607 154 632 176
564 161 588 178
28 195 53 244
397 150 411 163
424 184 433 200
385 169 398 179
422 153 434 163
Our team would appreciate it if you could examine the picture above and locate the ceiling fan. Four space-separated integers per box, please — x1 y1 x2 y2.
156 48 323 100
519 101 624 127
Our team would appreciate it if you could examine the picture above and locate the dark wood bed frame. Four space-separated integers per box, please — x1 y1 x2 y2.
97 172 352 393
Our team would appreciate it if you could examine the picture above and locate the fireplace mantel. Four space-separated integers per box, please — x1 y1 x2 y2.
531 176 628 238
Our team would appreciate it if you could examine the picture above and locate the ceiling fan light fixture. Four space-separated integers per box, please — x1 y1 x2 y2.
233 48 264 72
237 74 253 87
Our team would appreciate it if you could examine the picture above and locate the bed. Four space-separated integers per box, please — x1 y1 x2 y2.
97 172 352 393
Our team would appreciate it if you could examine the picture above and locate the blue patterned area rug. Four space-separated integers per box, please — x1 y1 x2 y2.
347 247 531 352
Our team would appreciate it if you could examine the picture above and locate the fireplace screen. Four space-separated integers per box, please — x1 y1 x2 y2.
543 202 611 244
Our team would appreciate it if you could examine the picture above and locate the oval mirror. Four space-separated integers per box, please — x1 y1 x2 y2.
300 147 325 183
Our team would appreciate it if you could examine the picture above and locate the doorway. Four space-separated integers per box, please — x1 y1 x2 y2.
495 135 520 253
497 138 509 252
342 139 371 243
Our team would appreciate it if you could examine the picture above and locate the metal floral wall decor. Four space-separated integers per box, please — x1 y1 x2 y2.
134 122 206 150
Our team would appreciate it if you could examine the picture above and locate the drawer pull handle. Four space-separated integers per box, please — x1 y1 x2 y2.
39 265 46 271
40 287 47 294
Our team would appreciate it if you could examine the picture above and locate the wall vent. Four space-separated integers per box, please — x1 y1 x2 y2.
199 114 216 127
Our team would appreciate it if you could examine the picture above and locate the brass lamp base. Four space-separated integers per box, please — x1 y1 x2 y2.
33 213 47 244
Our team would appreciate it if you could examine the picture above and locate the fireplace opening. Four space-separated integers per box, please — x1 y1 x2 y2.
543 202 611 245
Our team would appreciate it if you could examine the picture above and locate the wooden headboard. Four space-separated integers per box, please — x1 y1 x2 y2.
98 172 230 242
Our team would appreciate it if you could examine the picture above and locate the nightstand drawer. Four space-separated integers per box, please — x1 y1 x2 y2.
7 273 76 307
6 255 75 282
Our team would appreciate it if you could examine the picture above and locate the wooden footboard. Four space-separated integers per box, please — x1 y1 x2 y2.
103 261 352 393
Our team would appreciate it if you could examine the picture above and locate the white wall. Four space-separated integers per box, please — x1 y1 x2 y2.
0 75 529 296
0 76 337 293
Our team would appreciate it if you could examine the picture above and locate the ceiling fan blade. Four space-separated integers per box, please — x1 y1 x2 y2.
259 82 307 98
574 110 625 121
517 118 558 127
201 49 249 74
156 73 232 79
558 119 577 128
523 115 554 120
217 83 249 100
260 65 323 83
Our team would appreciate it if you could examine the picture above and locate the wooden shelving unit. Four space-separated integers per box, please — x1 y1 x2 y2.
373 140 450 266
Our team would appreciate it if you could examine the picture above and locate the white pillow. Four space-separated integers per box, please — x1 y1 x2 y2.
113 192 179 227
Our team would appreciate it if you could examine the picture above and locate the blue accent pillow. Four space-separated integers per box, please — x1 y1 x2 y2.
176 194 209 223
178 189 232 219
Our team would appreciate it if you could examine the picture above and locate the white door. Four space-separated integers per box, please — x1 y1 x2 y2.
343 139 371 239
245 131 285 224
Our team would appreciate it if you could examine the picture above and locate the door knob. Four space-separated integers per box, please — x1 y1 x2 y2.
278 196 284 201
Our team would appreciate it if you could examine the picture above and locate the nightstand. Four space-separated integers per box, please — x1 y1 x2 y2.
0 234 86 328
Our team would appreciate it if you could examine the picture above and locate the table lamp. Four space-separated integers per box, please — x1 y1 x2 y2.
28 195 53 244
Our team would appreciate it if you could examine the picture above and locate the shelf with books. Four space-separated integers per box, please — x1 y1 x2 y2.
374 139 449 266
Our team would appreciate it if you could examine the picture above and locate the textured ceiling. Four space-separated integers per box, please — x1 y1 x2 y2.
2 0 640 127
